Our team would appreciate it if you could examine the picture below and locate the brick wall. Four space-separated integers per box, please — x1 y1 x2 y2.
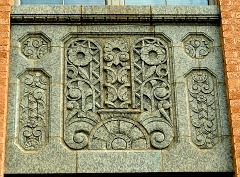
219 0 240 176
0 0 12 176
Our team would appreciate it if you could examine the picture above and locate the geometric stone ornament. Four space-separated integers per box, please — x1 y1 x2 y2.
18 32 51 60
182 33 213 59
64 36 174 150
186 68 219 149
17 69 50 150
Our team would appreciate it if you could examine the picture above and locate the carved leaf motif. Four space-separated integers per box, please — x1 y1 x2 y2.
145 66 156 79
85 103 93 111
79 67 89 80
18 70 49 150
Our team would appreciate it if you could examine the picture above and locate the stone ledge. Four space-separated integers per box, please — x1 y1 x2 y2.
11 5 220 24
11 13 220 24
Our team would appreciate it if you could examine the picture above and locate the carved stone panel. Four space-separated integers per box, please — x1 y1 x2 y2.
182 33 213 59
18 69 50 150
19 32 51 60
64 36 174 150
186 69 218 149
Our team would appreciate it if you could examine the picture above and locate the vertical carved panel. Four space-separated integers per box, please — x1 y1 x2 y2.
64 38 102 149
132 37 174 149
18 69 50 150
103 39 131 108
186 69 218 149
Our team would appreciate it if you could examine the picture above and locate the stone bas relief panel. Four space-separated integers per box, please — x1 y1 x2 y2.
186 69 218 149
19 32 51 60
18 69 50 150
64 37 174 150
182 33 213 59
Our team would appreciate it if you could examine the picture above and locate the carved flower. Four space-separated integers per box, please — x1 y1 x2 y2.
141 44 166 65
118 52 129 62
68 88 82 100
68 45 92 66
196 93 207 102
153 83 170 100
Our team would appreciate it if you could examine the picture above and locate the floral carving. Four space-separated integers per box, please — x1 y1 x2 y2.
186 69 218 149
19 33 51 60
18 69 49 150
132 37 174 149
64 38 102 149
64 36 173 150
103 39 131 108
183 33 212 59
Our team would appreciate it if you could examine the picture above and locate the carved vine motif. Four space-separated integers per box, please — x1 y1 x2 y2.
132 37 174 149
19 33 51 60
64 38 102 149
64 37 174 150
103 39 131 108
183 34 212 59
18 70 49 150
186 69 218 149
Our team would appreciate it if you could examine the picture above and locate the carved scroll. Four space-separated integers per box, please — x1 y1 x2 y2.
186 69 218 149
132 37 174 149
64 36 174 150
19 33 51 60
103 39 131 108
18 69 49 150
182 33 212 59
64 38 102 149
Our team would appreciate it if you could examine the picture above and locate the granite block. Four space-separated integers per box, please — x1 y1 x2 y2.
9 47 35 84
198 47 225 82
77 25 154 34
172 47 199 83
218 83 231 136
77 151 161 173
48 85 63 137
33 25 78 47
174 82 191 137
6 83 18 136
5 137 77 174
152 6 219 15
154 25 197 47
196 26 221 47
82 5 151 14
11 5 81 14
162 137 233 172
11 25 36 48
33 47 63 84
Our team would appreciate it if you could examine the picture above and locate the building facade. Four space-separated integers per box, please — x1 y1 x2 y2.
0 0 238 176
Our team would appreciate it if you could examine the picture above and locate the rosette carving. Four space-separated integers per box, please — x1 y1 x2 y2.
186 69 218 149
19 32 51 60
18 69 50 150
182 33 213 59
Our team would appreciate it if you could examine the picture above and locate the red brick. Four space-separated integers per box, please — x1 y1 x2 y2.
224 50 238 58
234 137 240 143
234 128 240 136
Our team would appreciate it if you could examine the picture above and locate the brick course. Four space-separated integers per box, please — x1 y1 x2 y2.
0 0 12 176
219 0 240 176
